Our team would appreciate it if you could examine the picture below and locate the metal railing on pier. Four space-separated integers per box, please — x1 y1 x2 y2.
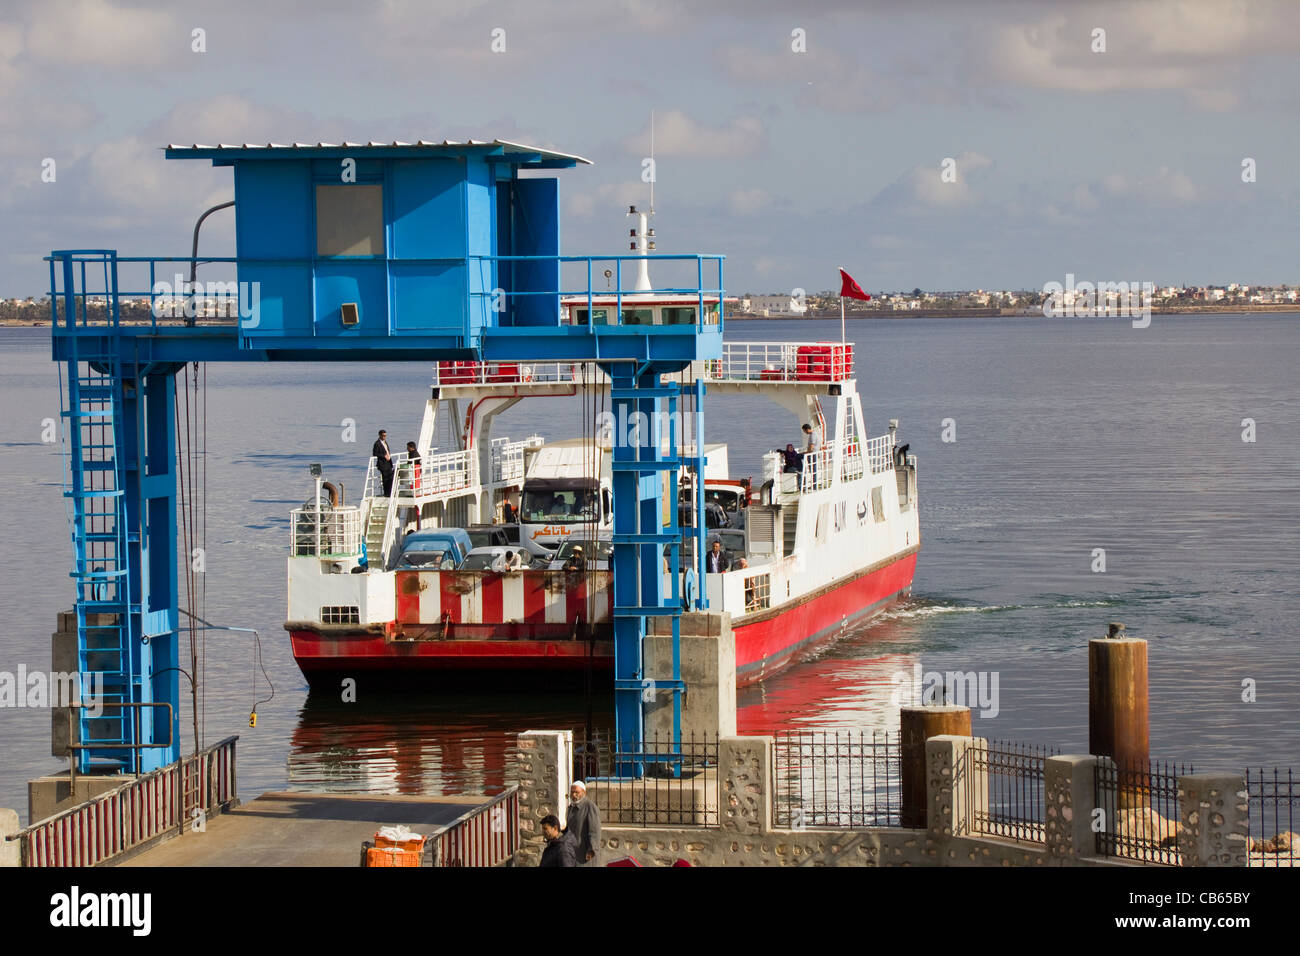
1094 758 1191 866
773 730 901 829
1247 767 1297 867
12 736 238 867
573 732 719 827
427 787 520 867
958 739 1057 845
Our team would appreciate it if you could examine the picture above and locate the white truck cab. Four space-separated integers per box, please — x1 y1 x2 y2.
518 439 613 553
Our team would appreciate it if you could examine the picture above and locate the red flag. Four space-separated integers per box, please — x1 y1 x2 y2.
839 268 870 301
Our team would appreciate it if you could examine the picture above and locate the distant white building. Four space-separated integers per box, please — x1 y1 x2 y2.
749 294 807 316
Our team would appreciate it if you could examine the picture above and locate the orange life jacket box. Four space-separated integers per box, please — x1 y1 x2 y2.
796 344 853 381
438 361 480 384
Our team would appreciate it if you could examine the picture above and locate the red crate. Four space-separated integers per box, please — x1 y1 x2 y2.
438 361 480 384
795 344 853 381
485 362 520 383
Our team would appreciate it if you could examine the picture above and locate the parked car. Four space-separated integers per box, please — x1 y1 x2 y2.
547 537 614 571
395 528 473 569
458 546 532 572
464 524 511 549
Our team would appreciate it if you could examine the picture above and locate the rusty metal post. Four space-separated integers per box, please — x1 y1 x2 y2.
900 705 971 828
1089 623 1149 809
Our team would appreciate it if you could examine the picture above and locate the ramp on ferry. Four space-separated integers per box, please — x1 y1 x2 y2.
115 791 491 867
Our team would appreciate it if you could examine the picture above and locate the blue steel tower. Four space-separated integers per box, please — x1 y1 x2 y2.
50 140 722 772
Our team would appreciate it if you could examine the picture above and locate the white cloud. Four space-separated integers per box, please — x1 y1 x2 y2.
26 0 181 69
727 187 771 215
909 152 992 207
623 110 765 158
973 2 1299 109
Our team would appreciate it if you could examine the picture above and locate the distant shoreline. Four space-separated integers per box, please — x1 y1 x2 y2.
2 303 1296 329
734 304 1300 320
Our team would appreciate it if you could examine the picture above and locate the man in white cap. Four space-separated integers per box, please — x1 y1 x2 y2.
564 780 601 865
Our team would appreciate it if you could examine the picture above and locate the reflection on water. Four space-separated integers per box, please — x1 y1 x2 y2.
287 691 613 796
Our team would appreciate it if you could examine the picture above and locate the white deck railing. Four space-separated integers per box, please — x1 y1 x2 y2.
291 504 363 557
865 433 893 474
489 438 528 485
801 432 894 491
431 346 855 391
706 341 855 383
435 361 610 388
395 449 476 498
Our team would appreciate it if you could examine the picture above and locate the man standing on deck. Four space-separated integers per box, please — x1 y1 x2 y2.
802 422 822 489
707 538 730 574
565 781 601 865
372 430 394 497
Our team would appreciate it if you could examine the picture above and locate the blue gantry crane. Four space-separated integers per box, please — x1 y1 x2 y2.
49 141 721 773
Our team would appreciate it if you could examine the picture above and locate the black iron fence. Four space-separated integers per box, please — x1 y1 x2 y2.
773 730 901 828
572 731 718 827
959 739 1057 844
1095 759 1191 865
1247 768 1297 867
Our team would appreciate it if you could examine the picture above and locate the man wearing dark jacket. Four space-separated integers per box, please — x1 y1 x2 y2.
706 539 730 574
564 781 601 865
372 430 394 497
539 814 577 867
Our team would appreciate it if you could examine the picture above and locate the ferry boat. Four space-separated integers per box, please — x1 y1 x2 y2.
285 336 919 687
284 216 920 688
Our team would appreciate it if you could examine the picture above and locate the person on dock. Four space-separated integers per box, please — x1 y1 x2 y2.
372 430 394 497
539 814 577 867
565 781 601 865
502 496 518 524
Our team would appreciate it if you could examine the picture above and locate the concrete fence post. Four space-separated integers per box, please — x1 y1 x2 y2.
719 736 773 835
512 730 572 867
1178 773 1249 867
1044 755 1103 860
0 809 19 867
925 735 983 843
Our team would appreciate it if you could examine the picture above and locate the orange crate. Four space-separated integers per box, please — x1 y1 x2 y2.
366 846 423 867
374 832 426 852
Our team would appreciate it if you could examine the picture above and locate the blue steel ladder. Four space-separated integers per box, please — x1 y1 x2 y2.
60 270 137 772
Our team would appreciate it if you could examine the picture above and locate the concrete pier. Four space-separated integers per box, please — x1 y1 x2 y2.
116 791 490 867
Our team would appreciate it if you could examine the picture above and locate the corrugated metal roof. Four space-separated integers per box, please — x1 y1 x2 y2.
164 139 591 165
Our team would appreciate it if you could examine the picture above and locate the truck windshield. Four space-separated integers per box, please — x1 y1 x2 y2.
521 487 599 524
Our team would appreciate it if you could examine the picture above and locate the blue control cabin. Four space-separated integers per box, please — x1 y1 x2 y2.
161 141 723 363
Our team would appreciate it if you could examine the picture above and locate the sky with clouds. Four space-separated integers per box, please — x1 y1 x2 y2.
2 0 1299 296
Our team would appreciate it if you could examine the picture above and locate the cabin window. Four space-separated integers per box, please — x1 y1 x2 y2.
316 184 384 256
620 308 654 325
321 605 360 624
744 573 770 613
574 308 610 325
662 306 696 325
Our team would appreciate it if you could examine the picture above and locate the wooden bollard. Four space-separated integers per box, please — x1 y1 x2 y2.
1088 623 1149 809
900 705 971 828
